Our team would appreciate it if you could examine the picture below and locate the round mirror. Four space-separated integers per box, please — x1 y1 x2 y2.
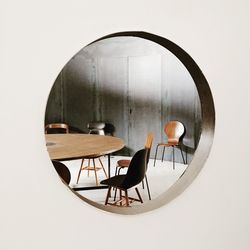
44 31 215 214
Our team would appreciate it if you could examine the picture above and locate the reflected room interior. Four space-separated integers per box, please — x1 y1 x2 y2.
45 36 202 208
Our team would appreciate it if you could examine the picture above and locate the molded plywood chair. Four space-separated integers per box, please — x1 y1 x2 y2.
76 122 107 185
153 121 186 169
101 148 148 207
45 123 69 134
52 160 71 185
114 132 153 200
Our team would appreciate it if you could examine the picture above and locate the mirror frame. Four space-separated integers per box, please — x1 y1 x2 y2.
50 31 215 215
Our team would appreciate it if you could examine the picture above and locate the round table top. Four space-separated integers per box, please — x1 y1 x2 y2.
45 134 125 161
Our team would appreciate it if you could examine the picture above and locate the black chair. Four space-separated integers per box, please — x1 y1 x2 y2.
114 132 153 200
100 148 148 207
52 160 71 185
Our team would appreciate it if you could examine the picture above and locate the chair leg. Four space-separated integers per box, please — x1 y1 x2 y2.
76 158 84 184
114 187 118 201
124 190 129 207
98 158 108 178
113 167 118 191
114 167 122 200
179 145 186 164
161 146 165 162
135 187 143 203
105 187 111 205
145 174 151 200
142 179 145 189
92 159 98 185
114 166 118 176
87 159 90 177
119 189 123 206
154 144 159 166
117 167 122 175
172 146 175 170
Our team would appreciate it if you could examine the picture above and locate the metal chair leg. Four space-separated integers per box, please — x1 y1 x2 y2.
145 174 151 200
113 167 118 191
114 166 118 176
119 189 123 206
135 187 143 203
161 146 165 162
114 187 118 201
172 146 175 170
154 144 159 166
142 179 145 189
179 145 186 164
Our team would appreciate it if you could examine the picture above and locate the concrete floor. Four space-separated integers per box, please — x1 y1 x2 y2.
61 155 188 207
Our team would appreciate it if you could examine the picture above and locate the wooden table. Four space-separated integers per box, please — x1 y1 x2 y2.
45 134 124 190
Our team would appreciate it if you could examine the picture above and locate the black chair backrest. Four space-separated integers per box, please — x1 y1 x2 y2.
52 161 71 185
121 148 148 189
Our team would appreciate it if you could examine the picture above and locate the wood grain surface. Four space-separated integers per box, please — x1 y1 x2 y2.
45 134 124 161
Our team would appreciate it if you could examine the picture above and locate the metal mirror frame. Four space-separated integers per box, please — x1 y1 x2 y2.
51 31 215 215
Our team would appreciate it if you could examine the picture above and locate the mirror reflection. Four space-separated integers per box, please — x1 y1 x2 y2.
45 36 202 209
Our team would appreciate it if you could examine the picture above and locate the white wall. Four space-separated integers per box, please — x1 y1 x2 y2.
0 1 250 250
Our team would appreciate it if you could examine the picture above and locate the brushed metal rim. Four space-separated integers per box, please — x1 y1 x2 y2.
54 31 215 215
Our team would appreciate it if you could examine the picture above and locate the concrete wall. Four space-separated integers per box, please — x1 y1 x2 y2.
1 1 250 250
45 37 201 162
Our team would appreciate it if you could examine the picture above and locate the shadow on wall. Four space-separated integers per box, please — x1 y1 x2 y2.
45 77 201 163
45 36 202 163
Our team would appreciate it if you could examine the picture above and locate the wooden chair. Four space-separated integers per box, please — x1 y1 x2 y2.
100 149 148 207
76 122 107 185
153 121 186 169
45 123 69 134
114 132 153 200
52 160 71 185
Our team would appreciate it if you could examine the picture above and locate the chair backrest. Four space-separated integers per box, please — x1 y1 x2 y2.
144 132 153 164
164 121 185 144
87 122 105 135
52 160 71 184
103 123 115 136
121 148 148 189
45 123 69 134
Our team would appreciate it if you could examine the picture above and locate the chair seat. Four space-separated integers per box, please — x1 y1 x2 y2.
157 142 178 146
100 175 126 188
117 159 130 168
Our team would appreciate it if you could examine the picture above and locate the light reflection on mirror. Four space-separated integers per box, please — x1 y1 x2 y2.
45 35 202 210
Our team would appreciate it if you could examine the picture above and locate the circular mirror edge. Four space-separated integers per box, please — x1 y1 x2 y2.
47 31 215 215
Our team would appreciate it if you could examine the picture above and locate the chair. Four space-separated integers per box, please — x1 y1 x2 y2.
76 122 107 185
100 148 148 207
153 120 186 169
87 122 105 135
52 160 71 185
114 132 153 200
45 123 69 134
